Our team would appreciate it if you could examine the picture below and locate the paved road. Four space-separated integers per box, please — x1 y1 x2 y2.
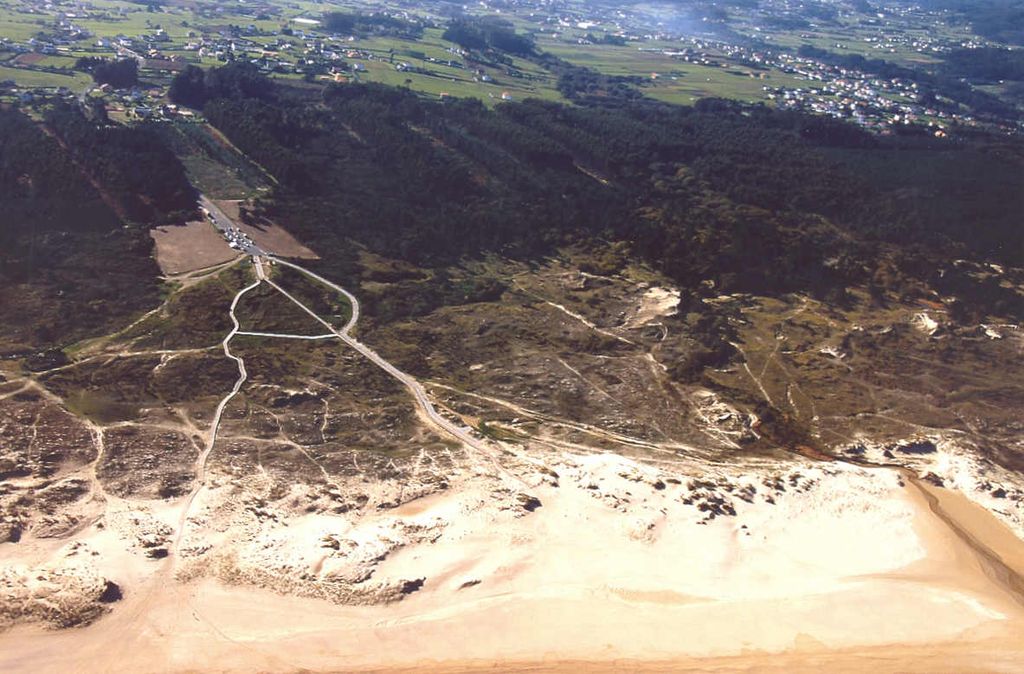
270 257 359 333
266 257 519 479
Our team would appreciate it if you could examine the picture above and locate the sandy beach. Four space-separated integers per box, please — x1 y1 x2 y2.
2 453 1023 673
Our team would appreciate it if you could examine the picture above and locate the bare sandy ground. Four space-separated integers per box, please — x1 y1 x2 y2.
627 285 680 329
150 221 238 275
150 201 316 275
212 199 319 259
1 453 1023 673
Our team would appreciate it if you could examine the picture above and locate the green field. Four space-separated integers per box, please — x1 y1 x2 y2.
351 57 560 104
538 38 818 104
0 16 45 42
0 64 91 88
351 28 561 104
0 0 1003 117
768 29 944 68
30 54 76 68
0 0 809 107
152 122 271 200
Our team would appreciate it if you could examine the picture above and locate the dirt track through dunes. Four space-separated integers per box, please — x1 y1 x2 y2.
5 251 1024 672
234 331 337 340
173 276 260 557
511 278 636 346
427 380 710 458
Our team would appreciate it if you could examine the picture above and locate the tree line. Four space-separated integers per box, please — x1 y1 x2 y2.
322 11 424 39
442 17 535 56
74 57 139 89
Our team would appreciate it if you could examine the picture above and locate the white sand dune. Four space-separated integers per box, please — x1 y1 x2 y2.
2 452 1023 673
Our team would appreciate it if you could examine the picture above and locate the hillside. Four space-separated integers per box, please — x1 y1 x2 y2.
0 56 1023 674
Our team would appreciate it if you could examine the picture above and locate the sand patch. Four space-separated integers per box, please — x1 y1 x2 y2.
628 286 680 328
150 221 237 275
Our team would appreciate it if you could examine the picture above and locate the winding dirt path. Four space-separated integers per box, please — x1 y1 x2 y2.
172 276 261 557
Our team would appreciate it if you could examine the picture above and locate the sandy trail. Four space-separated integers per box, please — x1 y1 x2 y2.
234 331 336 340
173 276 261 557
5 258 1024 673
427 380 710 458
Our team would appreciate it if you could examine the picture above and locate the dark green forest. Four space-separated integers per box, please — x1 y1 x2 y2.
74 57 139 89
3 56 1021 353
191 65 1023 321
442 17 535 56
537 53 646 102
44 103 197 225
322 11 424 39
0 107 164 352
